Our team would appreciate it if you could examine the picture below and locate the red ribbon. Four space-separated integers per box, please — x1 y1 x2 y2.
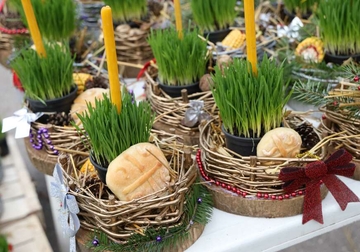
136 58 156 80
279 149 359 224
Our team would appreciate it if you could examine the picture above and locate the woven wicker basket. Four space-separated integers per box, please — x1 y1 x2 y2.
25 122 88 175
319 105 360 180
145 69 218 146
114 23 153 78
197 114 328 217
58 131 207 251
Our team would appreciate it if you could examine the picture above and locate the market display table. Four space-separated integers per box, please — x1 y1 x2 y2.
187 176 360 252
0 136 52 252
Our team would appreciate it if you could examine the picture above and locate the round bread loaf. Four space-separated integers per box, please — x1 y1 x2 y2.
106 143 171 201
70 88 109 125
257 127 302 158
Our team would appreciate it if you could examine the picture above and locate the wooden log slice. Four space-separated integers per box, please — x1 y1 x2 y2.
203 181 328 218
24 138 56 176
76 223 205 252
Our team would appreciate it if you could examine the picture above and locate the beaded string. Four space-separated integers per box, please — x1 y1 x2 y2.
196 149 306 200
29 127 59 155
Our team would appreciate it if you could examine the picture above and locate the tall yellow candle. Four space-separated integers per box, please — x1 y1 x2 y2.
173 0 183 39
101 6 121 113
21 0 46 57
244 0 257 74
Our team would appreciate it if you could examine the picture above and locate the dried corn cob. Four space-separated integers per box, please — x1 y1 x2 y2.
295 37 324 63
73 73 92 95
221 29 246 49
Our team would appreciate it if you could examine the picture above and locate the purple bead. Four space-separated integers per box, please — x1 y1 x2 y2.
46 139 52 144
156 236 162 242
42 128 48 133
38 140 43 144
32 144 36 148
37 130 43 134
197 198 202 204
49 145 55 150
92 238 99 246
35 146 41 150
53 150 59 155
30 139 34 143
44 134 50 139
30 133 34 138
38 144 43 149
37 135 42 139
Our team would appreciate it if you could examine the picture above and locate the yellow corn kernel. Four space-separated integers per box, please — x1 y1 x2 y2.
221 29 246 49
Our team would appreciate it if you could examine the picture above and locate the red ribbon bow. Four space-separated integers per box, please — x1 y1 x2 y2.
279 149 359 224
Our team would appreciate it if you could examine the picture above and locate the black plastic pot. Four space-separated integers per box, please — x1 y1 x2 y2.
283 7 312 21
324 52 360 65
28 85 78 114
90 154 108 184
222 125 261 156
158 81 201 98
0 137 9 157
204 28 231 44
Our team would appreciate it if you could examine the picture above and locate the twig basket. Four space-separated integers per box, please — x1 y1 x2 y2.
145 69 218 146
114 24 153 78
25 122 88 175
197 114 327 217
319 104 360 180
58 131 207 251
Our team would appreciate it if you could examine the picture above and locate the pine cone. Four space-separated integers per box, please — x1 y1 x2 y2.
46 112 73 126
85 76 108 90
294 123 320 150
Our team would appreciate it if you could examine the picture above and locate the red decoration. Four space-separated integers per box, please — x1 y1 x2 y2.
12 71 24 92
136 58 156 80
279 149 359 224
354 75 359 82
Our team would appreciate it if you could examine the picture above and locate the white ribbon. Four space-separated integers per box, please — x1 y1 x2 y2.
277 17 304 42
50 163 80 252
1 108 43 139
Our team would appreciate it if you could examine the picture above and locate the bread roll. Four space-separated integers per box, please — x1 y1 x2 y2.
257 127 302 159
106 143 171 201
70 88 109 125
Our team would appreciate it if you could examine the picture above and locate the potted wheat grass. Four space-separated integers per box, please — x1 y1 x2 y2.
76 89 154 184
147 27 208 97
10 0 76 41
283 0 319 19
211 56 291 156
190 0 237 43
316 0 360 65
102 0 147 21
10 42 76 116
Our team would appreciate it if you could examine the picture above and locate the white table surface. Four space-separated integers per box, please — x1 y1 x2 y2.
187 176 360 252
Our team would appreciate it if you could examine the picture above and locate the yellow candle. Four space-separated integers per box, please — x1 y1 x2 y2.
244 0 257 74
21 0 46 57
173 0 183 39
101 6 122 113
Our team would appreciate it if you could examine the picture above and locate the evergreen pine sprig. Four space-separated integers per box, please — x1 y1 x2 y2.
190 0 237 32
9 0 76 41
102 0 147 21
291 80 329 106
316 0 360 55
10 42 74 101
148 27 208 86
283 0 320 15
76 90 154 166
211 56 291 138
85 182 213 252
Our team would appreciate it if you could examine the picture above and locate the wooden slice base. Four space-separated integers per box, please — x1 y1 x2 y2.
24 138 57 176
203 181 328 218
152 121 200 146
76 223 205 252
